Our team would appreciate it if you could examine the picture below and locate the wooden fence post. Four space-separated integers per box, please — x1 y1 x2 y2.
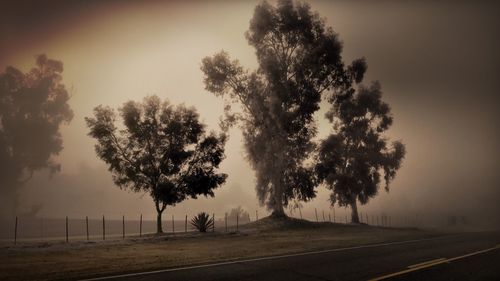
14 216 18 245
102 215 105 241
185 215 187 233
236 214 239 231
315 208 318 222
65 216 69 243
345 214 347 224
172 214 174 234
40 217 44 241
225 213 227 232
322 210 325 222
140 214 142 237
333 208 336 223
122 215 125 239
328 213 331 222
86 216 89 241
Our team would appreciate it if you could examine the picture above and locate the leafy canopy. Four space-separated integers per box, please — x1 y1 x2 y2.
85 96 227 212
201 0 363 213
0 55 73 215
317 78 406 207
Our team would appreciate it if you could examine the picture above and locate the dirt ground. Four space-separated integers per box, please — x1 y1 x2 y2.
0 217 442 281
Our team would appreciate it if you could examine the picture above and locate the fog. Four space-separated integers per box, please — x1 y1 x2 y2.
1 0 499 229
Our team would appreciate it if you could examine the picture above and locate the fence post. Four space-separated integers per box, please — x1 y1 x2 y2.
122 215 125 239
236 214 239 231
345 214 347 224
172 214 174 234
14 216 18 245
140 214 142 237
65 216 69 243
212 213 215 232
40 217 43 241
102 215 105 241
322 210 325 222
86 216 89 241
376 216 379 226
256 210 258 221
185 215 187 233
299 206 303 219
225 213 227 232
333 208 336 223
328 213 331 222
315 208 318 222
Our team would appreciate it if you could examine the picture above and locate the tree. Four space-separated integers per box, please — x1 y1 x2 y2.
227 206 250 223
201 0 359 216
316 73 406 223
85 96 227 233
0 55 73 217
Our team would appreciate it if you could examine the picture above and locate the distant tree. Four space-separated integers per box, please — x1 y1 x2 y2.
85 96 227 233
201 0 359 216
0 55 73 217
316 74 405 223
227 206 249 223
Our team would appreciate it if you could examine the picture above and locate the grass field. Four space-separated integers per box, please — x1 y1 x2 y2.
0 216 442 281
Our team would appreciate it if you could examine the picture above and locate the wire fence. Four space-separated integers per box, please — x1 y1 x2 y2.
0 209 458 244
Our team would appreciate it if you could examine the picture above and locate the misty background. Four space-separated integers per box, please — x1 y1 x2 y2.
1 0 499 227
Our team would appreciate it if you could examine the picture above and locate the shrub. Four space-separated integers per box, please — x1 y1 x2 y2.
191 212 214 232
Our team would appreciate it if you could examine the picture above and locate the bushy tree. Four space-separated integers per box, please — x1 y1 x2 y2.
227 206 250 223
316 72 406 223
0 55 73 217
85 96 227 233
201 0 360 216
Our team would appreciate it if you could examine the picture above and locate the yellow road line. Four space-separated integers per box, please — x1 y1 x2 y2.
407 258 446 269
368 244 500 281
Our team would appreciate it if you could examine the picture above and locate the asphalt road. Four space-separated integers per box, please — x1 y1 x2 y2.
82 231 500 281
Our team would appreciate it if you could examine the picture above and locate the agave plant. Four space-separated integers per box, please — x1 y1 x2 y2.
190 212 214 232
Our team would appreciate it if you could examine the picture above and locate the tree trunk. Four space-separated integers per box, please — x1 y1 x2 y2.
154 199 166 234
271 204 285 217
350 197 360 223
156 210 163 233
271 184 286 218
155 200 166 234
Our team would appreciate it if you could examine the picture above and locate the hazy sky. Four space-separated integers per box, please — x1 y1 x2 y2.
1 0 499 225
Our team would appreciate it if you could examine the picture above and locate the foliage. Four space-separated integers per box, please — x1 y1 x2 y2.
0 55 73 217
316 63 406 222
85 96 227 233
190 212 214 232
227 206 249 223
201 0 362 215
